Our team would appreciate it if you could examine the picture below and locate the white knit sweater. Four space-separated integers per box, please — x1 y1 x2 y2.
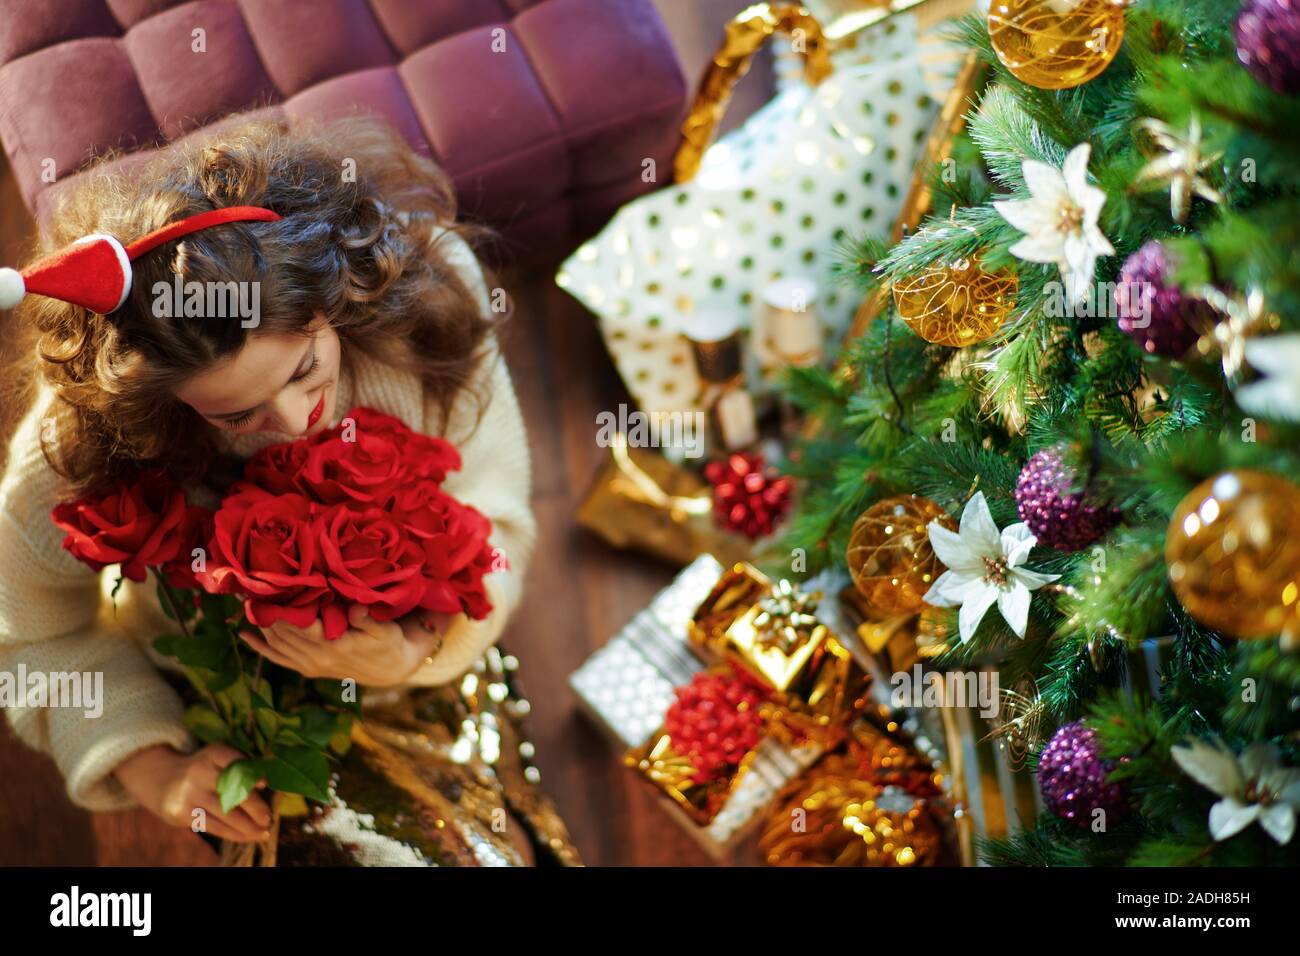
0 231 535 811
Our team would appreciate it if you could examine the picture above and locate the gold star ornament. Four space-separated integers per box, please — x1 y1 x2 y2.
1136 114 1225 225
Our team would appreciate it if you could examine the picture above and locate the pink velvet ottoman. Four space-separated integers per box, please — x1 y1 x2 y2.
0 0 687 255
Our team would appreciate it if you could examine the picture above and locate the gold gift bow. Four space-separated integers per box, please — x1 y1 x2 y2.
607 431 713 519
690 563 871 740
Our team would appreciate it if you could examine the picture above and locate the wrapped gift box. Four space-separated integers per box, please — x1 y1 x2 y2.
570 555 856 858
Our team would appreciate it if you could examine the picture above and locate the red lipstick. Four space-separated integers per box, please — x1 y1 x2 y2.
306 394 325 429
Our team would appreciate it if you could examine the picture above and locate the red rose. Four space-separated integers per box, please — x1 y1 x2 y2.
198 407 493 645
445 544 496 621
161 505 215 590
391 480 497 620
316 505 429 627
241 440 313 496
196 488 334 634
296 428 408 508
52 470 193 582
340 408 461 482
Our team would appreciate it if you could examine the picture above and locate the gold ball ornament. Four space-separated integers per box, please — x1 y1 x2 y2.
891 255 1018 348
759 767 941 867
988 0 1127 91
1165 471 1300 640
846 496 955 618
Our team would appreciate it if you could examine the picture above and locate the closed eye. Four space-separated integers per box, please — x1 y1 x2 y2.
293 354 320 383
220 410 256 429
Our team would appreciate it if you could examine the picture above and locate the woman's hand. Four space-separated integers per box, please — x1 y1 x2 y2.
239 606 447 687
114 743 271 844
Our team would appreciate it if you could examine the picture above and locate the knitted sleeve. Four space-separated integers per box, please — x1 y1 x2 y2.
0 396 193 810
404 230 536 686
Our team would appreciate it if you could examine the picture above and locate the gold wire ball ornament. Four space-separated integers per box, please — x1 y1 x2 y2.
987 0 1128 91
981 678 1046 769
846 496 955 618
891 254 1018 348
1165 471 1300 641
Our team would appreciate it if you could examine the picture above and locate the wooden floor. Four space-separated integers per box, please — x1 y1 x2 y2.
490 273 716 866
0 174 723 869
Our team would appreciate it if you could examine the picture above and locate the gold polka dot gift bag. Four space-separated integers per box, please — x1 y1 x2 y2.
556 3 955 420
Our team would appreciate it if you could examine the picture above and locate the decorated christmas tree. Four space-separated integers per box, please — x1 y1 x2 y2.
781 0 1300 865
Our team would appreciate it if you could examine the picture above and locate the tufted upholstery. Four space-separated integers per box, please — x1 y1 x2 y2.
0 0 687 253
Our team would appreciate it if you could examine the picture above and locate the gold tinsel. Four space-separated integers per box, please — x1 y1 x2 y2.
891 254 1018 348
987 0 1127 91
846 495 955 617
759 745 942 866
1166 470 1300 641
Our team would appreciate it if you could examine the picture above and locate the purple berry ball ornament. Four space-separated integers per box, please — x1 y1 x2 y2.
1037 721 1129 829
1015 445 1118 552
1235 0 1300 95
1116 241 1218 358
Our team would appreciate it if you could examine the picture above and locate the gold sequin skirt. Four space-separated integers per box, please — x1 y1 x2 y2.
274 648 582 867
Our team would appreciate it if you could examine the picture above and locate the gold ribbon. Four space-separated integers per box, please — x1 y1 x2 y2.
608 432 712 519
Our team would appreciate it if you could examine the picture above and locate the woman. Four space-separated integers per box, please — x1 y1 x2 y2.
0 118 579 866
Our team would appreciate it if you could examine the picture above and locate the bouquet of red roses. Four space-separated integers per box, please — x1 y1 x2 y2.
196 406 498 638
52 407 499 815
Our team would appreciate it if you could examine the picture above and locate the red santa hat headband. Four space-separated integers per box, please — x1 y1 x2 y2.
0 205 282 314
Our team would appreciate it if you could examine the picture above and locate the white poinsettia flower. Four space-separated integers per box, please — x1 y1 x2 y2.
1172 738 1300 845
993 143 1114 307
921 491 1060 643
1235 334 1300 422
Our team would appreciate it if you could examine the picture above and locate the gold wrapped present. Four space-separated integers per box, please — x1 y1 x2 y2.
571 556 830 858
576 433 753 567
688 564 871 742
624 668 768 828
626 732 744 827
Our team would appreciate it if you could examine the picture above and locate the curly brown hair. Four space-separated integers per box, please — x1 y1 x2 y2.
3 117 497 495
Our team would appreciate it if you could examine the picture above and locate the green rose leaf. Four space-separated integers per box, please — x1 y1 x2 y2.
182 704 231 745
253 707 280 742
292 707 341 750
152 634 183 658
264 748 331 803
155 581 196 622
168 629 231 670
216 758 267 815
217 678 252 719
